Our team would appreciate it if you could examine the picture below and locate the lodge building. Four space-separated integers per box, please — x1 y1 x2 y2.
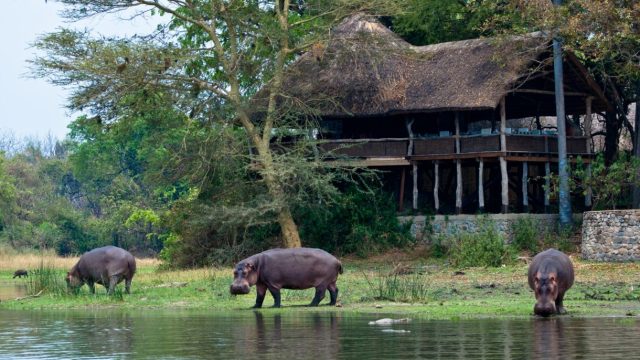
265 14 610 215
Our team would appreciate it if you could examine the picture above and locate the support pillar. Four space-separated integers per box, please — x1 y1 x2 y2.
522 161 529 213
500 97 509 213
412 163 418 211
455 112 462 214
545 162 551 213
584 97 593 209
478 159 485 213
434 161 440 213
399 167 406 212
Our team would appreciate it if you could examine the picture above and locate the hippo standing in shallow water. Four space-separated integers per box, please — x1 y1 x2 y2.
12 269 28 278
230 248 343 308
528 248 574 317
66 246 136 295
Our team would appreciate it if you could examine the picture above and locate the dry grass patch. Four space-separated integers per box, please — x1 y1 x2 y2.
0 251 160 272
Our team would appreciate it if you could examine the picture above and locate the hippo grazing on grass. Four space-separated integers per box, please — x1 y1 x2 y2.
528 248 574 317
230 248 343 308
66 246 136 295
12 269 28 278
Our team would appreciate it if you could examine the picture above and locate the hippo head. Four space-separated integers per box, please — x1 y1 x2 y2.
230 261 257 295
533 271 558 317
65 271 83 291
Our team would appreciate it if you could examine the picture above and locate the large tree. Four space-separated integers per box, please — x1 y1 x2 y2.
34 0 398 248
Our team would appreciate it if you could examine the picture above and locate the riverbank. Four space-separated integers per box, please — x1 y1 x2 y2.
1 251 640 319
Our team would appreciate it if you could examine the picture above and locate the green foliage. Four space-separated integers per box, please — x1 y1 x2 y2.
548 153 640 210
296 186 414 257
511 217 539 252
448 217 512 268
392 0 525 46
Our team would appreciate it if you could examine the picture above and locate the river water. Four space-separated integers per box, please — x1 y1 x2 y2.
0 309 639 359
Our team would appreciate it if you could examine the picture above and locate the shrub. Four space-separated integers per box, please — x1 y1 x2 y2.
511 217 539 252
448 217 511 267
296 186 414 257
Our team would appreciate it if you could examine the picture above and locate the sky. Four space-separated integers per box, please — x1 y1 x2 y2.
0 0 163 141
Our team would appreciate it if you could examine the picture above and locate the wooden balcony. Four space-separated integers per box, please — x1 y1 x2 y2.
319 134 589 161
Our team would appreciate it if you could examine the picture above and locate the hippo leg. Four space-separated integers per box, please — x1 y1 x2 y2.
253 283 267 308
125 278 132 294
310 286 327 306
268 288 281 308
108 275 120 295
88 282 96 294
556 293 567 315
328 283 339 306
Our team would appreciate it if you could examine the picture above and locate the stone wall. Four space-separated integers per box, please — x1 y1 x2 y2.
582 210 640 261
398 213 565 243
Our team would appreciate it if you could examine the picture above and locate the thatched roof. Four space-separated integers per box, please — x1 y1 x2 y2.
258 13 608 118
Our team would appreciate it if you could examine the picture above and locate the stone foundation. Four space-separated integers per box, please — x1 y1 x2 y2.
582 210 640 261
399 213 566 243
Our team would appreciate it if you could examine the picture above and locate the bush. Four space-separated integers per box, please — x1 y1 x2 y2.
296 186 414 257
448 217 512 267
511 217 539 252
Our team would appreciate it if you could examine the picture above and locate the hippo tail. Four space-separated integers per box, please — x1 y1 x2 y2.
338 262 343 274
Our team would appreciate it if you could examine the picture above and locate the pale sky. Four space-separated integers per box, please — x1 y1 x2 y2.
0 0 163 141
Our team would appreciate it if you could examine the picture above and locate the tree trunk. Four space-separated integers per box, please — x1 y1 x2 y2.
255 141 302 248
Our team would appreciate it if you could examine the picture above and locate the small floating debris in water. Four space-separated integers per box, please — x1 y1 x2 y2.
374 304 383 309
368 318 411 325
381 329 411 333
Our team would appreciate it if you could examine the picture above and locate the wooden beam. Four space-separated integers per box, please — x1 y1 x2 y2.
500 97 509 213
478 159 485 212
509 88 591 97
434 161 440 213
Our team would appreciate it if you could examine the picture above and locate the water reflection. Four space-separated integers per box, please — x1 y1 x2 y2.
0 279 27 301
0 309 639 359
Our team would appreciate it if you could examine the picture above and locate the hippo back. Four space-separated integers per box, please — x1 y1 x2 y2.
256 248 342 289
75 246 136 282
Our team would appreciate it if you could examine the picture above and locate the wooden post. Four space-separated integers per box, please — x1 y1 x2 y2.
399 167 406 212
405 118 415 156
434 161 440 213
500 97 509 213
584 97 593 209
456 161 462 214
478 159 485 213
545 162 551 213
455 112 462 214
412 163 418 211
522 161 529 213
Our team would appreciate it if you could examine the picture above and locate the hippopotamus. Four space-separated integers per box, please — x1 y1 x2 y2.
12 269 28 278
66 246 136 295
230 248 343 308
528 248 574 317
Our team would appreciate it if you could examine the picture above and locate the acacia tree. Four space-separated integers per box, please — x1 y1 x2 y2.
34 0 398 248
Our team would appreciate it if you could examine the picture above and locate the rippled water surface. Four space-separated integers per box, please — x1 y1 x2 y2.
1 309 639 359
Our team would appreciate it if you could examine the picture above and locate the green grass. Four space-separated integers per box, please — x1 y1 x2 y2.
2 254 640 319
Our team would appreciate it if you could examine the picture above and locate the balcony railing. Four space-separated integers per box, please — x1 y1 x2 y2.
319 135 588 158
